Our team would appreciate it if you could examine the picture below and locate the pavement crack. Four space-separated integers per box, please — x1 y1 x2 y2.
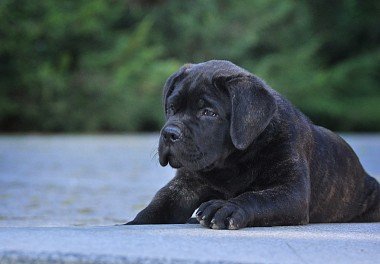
285 242 307 264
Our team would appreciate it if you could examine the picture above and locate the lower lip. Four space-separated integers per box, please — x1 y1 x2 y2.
168 156 182 169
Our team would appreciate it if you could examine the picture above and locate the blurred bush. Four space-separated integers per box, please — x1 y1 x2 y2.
0 0 379 132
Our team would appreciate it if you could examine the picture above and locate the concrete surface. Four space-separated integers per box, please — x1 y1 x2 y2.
0 134 379 227
0 134 173 227
0 223 379 264
0 134 379 263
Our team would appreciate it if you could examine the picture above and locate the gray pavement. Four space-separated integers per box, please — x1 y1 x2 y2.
0 134 173 227
0 134 379 263
0 223 379 264
0 134 379 227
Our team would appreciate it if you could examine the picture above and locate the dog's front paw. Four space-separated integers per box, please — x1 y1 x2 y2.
196 200 249 230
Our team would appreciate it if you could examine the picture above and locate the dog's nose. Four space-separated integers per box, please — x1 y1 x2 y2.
162 125 182 143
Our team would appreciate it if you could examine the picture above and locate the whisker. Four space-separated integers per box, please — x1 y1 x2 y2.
150 145 159 159
151 151 159 161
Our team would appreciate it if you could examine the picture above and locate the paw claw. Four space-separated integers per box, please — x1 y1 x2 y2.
211 223 219 229
197 200 248 230
228 218 239 230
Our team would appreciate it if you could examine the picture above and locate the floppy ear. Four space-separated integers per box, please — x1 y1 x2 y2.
215 75 277 150
162 64 192 111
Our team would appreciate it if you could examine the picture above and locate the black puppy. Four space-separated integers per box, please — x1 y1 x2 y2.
127 60 380 229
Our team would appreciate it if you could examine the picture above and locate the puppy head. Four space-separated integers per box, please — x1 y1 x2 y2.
159 60 277 171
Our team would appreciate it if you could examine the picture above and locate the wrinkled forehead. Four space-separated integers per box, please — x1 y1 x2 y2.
168 72 217 103
168 76 234 116
170 60 249 96
164 60 251 109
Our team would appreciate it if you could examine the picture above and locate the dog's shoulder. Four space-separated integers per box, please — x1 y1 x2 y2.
266 88 313 137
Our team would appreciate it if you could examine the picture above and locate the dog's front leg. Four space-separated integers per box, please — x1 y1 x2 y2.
126 171 211 225
197 165 310 229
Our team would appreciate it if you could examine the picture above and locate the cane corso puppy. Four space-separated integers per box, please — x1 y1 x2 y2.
127 60 380 229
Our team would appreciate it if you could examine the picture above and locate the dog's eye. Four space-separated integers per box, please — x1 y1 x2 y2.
201 108 218 117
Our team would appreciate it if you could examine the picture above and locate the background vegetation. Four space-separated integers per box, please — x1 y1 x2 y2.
1 0 379 132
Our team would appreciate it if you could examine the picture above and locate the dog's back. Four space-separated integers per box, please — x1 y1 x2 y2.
272 91 380 223
308 126 379 222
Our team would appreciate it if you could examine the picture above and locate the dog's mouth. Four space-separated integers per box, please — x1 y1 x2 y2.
159 146 218 171
159 147 182 169
158 134 222 171
168 156 182 169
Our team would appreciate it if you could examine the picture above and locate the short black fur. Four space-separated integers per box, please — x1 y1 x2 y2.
127 60 380 229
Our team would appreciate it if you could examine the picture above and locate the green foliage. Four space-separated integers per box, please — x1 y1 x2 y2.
0 0 379 132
